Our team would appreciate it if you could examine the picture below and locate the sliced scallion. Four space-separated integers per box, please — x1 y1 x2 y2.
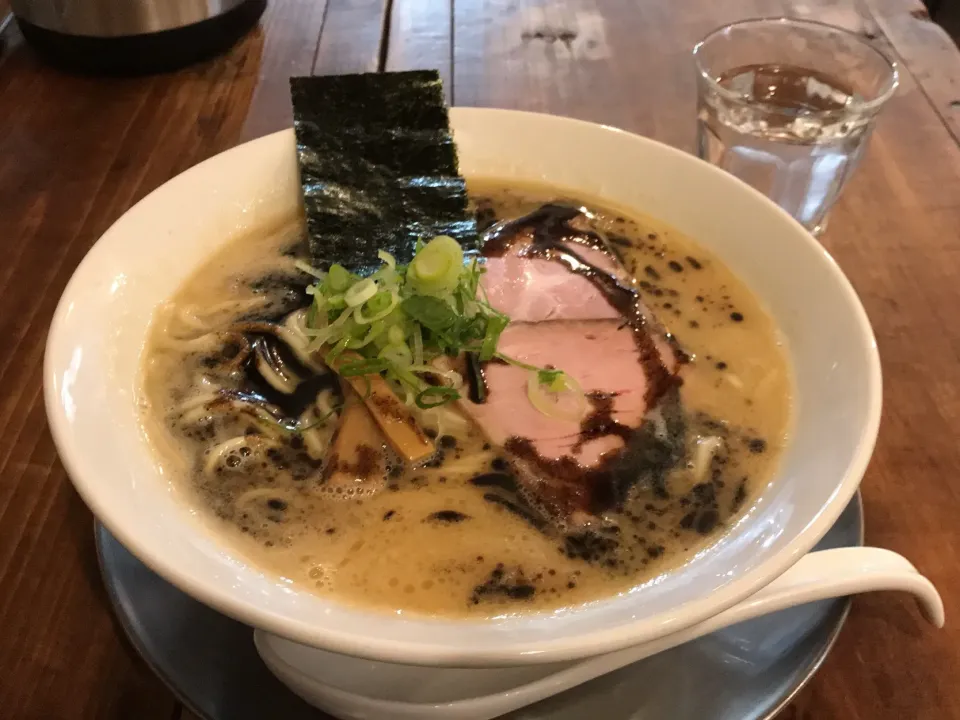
479 315 508 361
301 234 573 415
387 324 405 347
526 371 586 422
354 289 399 324
412 324 424 366
338 358 392 377
326 264 352 293
294 259 326 279
344 278 378 307
378 342 413 368
407 235 463 296
415 386 461 409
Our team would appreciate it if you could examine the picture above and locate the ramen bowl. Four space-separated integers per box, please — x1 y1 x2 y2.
47 110 905 689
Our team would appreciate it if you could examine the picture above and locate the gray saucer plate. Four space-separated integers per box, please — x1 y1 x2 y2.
96 493 862 720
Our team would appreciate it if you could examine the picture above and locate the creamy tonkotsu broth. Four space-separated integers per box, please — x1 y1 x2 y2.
139 180 792 617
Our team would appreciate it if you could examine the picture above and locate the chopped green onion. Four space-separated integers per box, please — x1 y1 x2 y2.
412 324 424 365
495 352 541 372
325 335 351 362
537 368 565 387
366 291 392 314
401 295 458 332
304 303 355 348
526 371 586 422
294 259 326 279
377 249 397 270
407 235 463 296
326 264 352 293
389 362 425 392
301 234 574 421
338 358 391 377
354 289 399 324
378 342 413 367
480 315 509 361
415 386 461 409
348 320 385 349
290 404 342 434
387 324 405 346
345 278 378 307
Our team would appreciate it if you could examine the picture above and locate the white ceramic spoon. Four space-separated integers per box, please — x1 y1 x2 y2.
255 546 943 720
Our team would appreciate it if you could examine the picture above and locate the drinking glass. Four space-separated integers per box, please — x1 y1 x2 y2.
693 18 898 235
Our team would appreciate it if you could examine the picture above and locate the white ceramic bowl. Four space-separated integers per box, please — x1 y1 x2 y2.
45 109 881 667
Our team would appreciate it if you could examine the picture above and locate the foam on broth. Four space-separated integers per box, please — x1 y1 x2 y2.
139 180 792 617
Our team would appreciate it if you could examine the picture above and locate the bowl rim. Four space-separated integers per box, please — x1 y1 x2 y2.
44 108 882 665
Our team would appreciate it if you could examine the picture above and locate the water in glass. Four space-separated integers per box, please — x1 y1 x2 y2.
698 63 871 234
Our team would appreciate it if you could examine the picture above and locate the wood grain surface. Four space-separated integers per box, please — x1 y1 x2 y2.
0 1 957 719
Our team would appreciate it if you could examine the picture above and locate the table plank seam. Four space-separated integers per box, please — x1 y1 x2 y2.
865 0 960 146
310 0 332 83
377 0 396 73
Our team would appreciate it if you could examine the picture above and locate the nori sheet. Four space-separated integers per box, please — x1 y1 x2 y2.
290 71 477 275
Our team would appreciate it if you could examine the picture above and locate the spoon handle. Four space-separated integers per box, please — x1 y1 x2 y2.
475 547 944 719
256 548 944 720
716 546 943 628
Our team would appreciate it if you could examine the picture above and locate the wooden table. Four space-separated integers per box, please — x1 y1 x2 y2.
1 1 958 718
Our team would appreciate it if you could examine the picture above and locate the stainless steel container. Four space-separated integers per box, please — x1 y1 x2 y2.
12 0 267 73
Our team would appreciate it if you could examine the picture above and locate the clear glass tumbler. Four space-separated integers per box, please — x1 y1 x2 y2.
693 18 898 235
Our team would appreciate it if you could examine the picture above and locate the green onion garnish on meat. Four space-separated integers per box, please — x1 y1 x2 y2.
302 236 509 407
302 235 581 413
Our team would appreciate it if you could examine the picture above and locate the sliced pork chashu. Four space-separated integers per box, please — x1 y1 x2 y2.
461 204 686 522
